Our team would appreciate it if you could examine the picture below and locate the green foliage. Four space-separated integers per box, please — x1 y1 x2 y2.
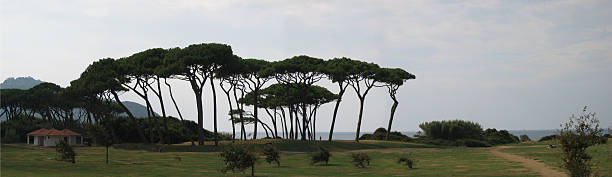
87 124 114 147
520 135 531 142
559 107 604 177
483 128 519 145
219 145 258 176
419 120 483 140
461 139 492 147
263 144 280 167
350 152 371 168
55 140 76 163
359 128 412 141
311 146 331 165
397 153 416 169
539 134 559 142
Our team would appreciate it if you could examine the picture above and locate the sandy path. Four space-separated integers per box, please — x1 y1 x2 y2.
490 146 567 177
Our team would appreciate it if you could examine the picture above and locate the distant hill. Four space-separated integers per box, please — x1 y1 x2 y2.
121 101 159 118
0 77 44 89
0 77 157 120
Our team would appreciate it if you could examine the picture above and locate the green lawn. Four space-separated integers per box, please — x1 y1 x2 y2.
501 139 612 177
1 140 537 177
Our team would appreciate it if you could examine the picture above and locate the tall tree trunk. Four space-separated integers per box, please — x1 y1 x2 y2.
301 103 307 140
355 97 366 142
153 77 169 144
386 97 399 140
164 79 183 121
252 89 259 140
210 77 219 146
225 88 235 142
189 78 205 146
111 91 148 143
289 107 294 139
329 84 346 141
106 146 109 164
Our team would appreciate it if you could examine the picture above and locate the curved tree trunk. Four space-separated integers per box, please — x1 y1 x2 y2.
385 97 399 140
355 97 366 142
111 91 148 143
329 83 347 141
164 79 183 121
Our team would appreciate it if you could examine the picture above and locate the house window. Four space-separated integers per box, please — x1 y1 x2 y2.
29 137 34 144
76 136 82 144
64 136 68 142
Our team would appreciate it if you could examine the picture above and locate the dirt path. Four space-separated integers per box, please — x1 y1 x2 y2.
490 146 567 177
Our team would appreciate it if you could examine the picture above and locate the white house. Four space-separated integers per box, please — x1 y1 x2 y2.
27 128 83 147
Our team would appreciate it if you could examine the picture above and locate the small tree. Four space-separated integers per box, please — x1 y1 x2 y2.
56 139 76 163
263 144 280 167
559 106 604 177
220 145 258 176
398 153 416 169
351 152 370 168
520 135 531 142
311 146 331 165
88 124 114 164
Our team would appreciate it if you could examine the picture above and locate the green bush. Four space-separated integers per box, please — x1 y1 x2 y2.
219 145 258 176
462 139 491 147
56 140 76 163
520 135 531 142
559 107 603 177
263 144 280 167
398 154 415 169
419 120 483 140
359 128 412 141
351 152 371 168
483 128 519 145
539 135 559 142
311 146 331 165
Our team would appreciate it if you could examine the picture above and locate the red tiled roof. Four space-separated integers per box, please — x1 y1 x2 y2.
27 128 81 136
27 128 49 135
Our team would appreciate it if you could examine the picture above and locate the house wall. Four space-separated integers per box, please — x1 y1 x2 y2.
42 136 81 146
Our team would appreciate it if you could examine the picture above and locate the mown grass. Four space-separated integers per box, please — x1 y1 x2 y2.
1 140 537 177
501 139 612 176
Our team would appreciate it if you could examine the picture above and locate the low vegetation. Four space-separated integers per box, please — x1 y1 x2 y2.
219 145 259 176
55 140 76 163
350 152 371 168
311 146 331 165
397 153 416 169
558 107 604 177
263 144 280 167
359 128 412 141
412 120 519 147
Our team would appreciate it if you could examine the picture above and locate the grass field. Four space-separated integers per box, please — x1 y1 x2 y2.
500 139 612 177
1 140 539 177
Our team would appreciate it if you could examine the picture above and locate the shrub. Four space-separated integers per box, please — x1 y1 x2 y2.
419 120 483 140
351 152 371 168
462 139 491 147
398 153 415 169
263 144 280 167
311 146 331 165
483 128 519 145
539 134 559 142
56 140 76 163
359 128 412 141
520 135 531 142
220 145 258 176
559 107 604 177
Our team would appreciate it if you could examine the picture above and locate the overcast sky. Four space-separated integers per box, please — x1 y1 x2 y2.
1 0 611 132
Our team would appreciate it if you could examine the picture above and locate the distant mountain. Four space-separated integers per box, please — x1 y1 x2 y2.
121 101 159 118
0 77 158 120
0 77 45 89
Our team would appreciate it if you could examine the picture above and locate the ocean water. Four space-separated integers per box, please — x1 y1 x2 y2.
244 130 559 141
